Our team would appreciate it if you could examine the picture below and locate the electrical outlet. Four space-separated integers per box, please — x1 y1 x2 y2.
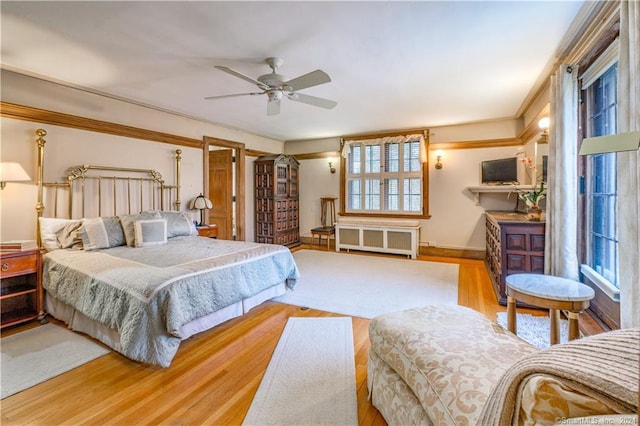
427 241 436 247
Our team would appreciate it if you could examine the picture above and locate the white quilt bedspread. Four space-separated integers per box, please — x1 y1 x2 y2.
43 237 299 367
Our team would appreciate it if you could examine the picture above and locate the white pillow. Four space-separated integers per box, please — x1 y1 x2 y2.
39 217 82 251
134 219 167 247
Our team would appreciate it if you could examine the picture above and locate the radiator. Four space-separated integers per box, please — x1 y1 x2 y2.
335 218 421 259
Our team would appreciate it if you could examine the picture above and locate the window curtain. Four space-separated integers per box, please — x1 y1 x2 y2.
340 134 427 163
617 1 639 329
544 64 580 280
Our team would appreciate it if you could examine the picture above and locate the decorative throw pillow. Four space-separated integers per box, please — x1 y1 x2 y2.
134 219 167 247
39 217 82 251
78 216 126 250
119 211 161 247
156 211 193 238
101 216 126 247
79 217 110 250
55 221 84 250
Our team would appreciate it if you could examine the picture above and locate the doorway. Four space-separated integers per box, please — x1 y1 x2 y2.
208 149 233 240
202 136 246 241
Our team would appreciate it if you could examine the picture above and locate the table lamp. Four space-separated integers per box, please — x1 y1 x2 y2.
189 194 213 226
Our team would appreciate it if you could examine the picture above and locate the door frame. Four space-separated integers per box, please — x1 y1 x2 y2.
203 136 246 241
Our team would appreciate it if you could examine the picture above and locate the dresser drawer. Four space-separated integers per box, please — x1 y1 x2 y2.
0 253 38 278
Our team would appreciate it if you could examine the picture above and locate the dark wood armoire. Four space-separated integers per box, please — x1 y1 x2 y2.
254 154 300 247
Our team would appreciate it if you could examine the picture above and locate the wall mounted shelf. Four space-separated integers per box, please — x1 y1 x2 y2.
467 185 536 205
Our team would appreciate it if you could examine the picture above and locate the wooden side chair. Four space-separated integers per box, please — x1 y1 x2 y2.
310 197 337 249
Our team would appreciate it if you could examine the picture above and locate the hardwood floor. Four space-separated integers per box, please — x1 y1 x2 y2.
0 245 603 425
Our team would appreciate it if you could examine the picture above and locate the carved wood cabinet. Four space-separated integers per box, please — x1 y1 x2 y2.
254 155 300 247
485 211 545 305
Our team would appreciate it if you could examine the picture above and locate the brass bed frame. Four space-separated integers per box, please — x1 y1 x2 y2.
34 128 183 246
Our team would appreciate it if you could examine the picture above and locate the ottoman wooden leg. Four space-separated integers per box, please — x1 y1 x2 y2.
507 296 517 335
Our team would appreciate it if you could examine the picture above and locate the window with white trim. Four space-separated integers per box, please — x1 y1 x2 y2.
581 51 619 288
344 135 424 215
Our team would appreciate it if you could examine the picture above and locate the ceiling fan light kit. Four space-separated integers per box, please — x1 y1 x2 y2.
206 57 337 115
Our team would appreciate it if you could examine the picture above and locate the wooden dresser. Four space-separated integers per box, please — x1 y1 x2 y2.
0 249 43 329
485 211 545 305
254 154 300 247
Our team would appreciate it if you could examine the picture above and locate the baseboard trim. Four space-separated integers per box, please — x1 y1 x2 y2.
300 237 485 260
419 246 485 260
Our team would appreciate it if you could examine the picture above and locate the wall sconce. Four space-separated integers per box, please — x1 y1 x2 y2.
188 193 213 226
434 150 443 170
538 117 550 143
328 158 336 174
0 162 31 190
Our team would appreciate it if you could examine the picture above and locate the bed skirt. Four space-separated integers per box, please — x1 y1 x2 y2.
44 282 287 361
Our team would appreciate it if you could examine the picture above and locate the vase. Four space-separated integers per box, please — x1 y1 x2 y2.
526 207 542 221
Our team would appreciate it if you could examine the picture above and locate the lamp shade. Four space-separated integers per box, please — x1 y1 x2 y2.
189 194 213 227
189 194 213 210
0 162 31 183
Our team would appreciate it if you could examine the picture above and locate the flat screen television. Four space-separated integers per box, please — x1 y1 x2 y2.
481 157 518 184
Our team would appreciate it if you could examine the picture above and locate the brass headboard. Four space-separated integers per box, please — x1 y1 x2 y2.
35 129 182 245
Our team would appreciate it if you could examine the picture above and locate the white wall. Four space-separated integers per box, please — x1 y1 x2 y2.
426 146 525 250
294 146 526 251
298 157 341 233
287 118 547 251
0 118 203 240
1 70 549 250
0 70 284 242
2 71 285 152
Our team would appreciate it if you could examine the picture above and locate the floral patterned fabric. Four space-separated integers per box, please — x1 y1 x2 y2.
368 350 433 425
368 305 538 425
519 374 620 425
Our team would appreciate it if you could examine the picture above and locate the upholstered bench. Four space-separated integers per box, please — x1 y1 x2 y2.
368 305 538 425
368 306 639 426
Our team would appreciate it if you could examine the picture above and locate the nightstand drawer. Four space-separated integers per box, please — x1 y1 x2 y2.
196 225 218 238
0 253 37 278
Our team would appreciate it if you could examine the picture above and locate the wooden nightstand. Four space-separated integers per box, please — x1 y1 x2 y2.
196 224 218 238
0 249 44 329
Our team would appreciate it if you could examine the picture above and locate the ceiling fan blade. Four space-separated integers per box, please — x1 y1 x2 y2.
204 92 263 100
267 100 281 116
214 65 269 90
285 69 331 91
288 92 337 110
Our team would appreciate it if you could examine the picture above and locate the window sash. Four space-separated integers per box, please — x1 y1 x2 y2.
345 139 422 214
582 63 619 288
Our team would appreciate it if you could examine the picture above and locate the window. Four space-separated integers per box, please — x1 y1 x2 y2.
582 63 619 288
344 135 425 215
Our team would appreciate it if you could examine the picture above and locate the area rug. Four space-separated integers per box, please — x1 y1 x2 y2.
496 312 569 350
243 317 357 426
1 324 110 399
274 250 459 318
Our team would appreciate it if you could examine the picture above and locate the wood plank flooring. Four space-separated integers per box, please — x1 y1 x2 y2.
0 245 603 425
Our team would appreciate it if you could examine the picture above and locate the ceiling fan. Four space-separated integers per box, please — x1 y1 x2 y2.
205 57 337 116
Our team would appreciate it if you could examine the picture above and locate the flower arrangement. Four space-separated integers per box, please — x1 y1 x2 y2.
518 181 546 209
519 155 538 183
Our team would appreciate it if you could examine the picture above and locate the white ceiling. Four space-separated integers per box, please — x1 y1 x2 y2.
1 1 584 142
